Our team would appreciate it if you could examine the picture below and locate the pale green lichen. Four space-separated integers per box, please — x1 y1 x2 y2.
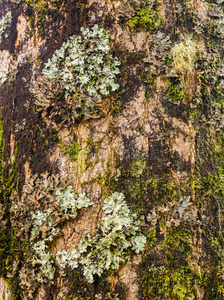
56 192 146 283
31 186 93 283
15 119 26 133
31 209 60 283
0 11 12 43
33 25 120 125
56 186 93 218
42 24 120 99
31 209 51 237
56 249 80 269
0 50 11 85
32 240 55 283
31 190 146 284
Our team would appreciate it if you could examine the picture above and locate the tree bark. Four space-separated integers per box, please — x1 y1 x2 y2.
1 0 224 299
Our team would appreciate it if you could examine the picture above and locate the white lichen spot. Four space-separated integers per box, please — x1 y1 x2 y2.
0 50 12 85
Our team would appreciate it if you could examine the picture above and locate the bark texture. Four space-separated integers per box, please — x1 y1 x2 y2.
1 0 224 299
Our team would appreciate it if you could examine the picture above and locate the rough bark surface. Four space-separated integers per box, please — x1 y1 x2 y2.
1 0 224 299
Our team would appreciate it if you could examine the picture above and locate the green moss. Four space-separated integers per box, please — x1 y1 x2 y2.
134 1 224 298
138 225 202 300
166 78 186 103
105 151 179 219
130 156 146 177
181 129 224 298
25 0 47 31
59 140 80 161
141 72 156 98
126 7 162 32
70 267 93 299
0 112 24 299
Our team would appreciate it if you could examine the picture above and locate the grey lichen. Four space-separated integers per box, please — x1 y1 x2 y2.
10 173 68 238
143 31 171 76
0 50 12 85
32 77 101 128
146 195 198 228
10 173 68 292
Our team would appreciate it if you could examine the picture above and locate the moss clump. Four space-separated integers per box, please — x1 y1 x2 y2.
25 0 48 32
166 79 186 103
126 6 162 32
59 140 80 161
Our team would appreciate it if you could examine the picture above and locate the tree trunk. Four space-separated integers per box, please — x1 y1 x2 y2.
0 0 224 299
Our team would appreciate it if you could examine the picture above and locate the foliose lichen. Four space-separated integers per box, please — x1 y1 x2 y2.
0 11 12 43
9 173 68 294
33 24 121 126
42 24 120 98
126 0 163 33
10 175 146 289
0 50 12 85
56 192 146 283
30 186 93 283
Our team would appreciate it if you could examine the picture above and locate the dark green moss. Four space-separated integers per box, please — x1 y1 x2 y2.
0 114 25 299
105 148 179 218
